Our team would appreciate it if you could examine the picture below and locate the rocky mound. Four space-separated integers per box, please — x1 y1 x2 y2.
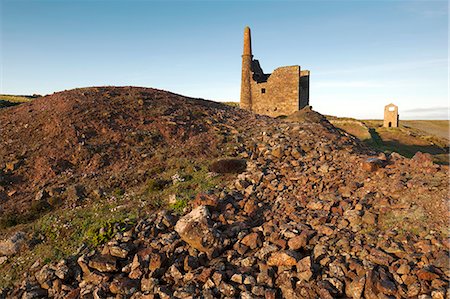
286 106 330 126
0 87 448 298
0 86 258 216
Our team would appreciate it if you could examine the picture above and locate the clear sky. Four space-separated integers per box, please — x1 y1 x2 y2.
1 0 448 119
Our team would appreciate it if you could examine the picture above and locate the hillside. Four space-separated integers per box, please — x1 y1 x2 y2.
0 94 37 108
0 87 448 298
402 120 449 140
329 118 449 165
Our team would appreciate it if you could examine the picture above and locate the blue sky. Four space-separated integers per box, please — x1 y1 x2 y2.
1 0 448 119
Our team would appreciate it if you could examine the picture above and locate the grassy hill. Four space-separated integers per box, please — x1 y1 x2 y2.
329 117 449 164
0 94 38 108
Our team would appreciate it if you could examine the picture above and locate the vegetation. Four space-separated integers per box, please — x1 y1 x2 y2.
0 201 52 230
142 158 225 214
223 101 239 107
379 205 430 237
329 118 449 165
0 153 232 289
0 94 37 108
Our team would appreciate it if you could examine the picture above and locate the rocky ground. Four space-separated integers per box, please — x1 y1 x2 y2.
0 87 448 298
0 86 252 217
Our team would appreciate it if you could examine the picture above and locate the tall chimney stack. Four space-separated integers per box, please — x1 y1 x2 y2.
240 26 253 110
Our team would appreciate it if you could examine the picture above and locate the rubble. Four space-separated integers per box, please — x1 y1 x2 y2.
0 87 448 298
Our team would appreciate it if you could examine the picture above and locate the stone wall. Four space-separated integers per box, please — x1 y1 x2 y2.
250 66 301 117
300 70 310 109
239 27 310 117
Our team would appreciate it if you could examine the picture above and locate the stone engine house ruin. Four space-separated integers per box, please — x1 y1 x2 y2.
383 103 399 128
240 26 310 117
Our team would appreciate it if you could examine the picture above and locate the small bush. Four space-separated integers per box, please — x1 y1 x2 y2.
0 212 20 229
87 219 135 247
146 179 170 192
170 198 189 214
209 158 247 174
113 187 125 197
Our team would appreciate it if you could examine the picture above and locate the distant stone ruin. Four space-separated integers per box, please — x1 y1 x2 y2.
240 27 310 117
383 103 399 128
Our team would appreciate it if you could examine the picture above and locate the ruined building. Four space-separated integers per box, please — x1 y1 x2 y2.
240 26 310 117
383 103 399 128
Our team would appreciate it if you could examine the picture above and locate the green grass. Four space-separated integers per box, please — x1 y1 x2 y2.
0 155 230 289
223 102 239 107
329 117 449 165
0 200 53 230
0 95 34 103
0 94 36 108
142 159 224 214
379 207 428 237
0 196 140 288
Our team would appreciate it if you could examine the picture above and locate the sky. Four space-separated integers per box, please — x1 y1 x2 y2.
0 0 448 119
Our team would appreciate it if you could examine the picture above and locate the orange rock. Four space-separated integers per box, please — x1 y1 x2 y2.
267 251 299 267
362 158 384 172
417 268 439 281
240 232 261 250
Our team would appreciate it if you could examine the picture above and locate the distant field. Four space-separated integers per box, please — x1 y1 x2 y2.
0 94 36 108
402 120 449 140
330 118 449 165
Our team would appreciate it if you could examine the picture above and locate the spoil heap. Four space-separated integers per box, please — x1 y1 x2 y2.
0 87 448 298
0 86 254 215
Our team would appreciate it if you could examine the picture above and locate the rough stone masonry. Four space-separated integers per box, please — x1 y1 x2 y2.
383 103 399 128
240 26 310 117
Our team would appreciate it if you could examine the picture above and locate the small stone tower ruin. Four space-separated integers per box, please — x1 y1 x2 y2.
383 103 399 128
240 26 310 117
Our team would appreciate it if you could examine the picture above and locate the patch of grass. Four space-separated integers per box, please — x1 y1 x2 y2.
379 207 428 237
223 102 239 107
87 218 135 247
0 94 37 108
169 197 189 214
47 197 63 208
330 120 371 140
329 117 449 165
0 196 140 289
0 94 36 103
145 178 170 193
0 153 236 289
143 159 223 214
364 126 448 162
0 212 21 229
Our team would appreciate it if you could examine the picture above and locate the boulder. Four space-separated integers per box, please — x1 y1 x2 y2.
174 205 222 257
88 254 118 272
362 158 384 172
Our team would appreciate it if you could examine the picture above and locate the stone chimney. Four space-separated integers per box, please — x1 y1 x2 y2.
240 26 253 111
